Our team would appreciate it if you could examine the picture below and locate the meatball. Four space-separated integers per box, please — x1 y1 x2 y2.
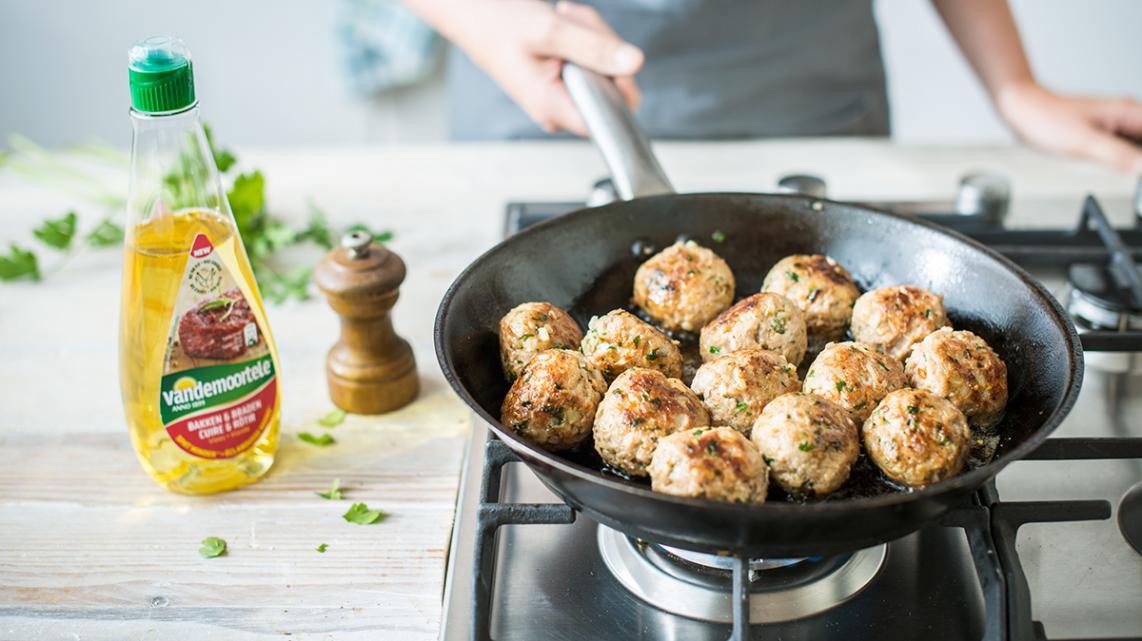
690 348 801 435
750 393 859 496
580 309 683 382
905 328 1008 427
499 301 583 381
862 388 971 487
500 349 606 451
851 285 950 360
633 240 735 332
593 368 711 477
648 427 769 504
761 254 860 341
699 292 809 366
803 341 906 423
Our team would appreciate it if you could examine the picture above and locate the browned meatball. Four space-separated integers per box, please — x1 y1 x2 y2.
500 349 606 451
593 368 711 477
750 393 859 496
699 292 809 366
905 328 1008 427
499 302 583 381
803 341 906 424
851 285 950 360
761 254 860 342
690 348 801 435
633 241 735 332
580 309 683 382
648 427 769 503
863 388 971 487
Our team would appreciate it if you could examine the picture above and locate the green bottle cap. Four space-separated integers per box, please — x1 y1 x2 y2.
128 36 196 113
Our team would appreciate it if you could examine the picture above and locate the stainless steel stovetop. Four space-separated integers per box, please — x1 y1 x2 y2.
440 175 1142 641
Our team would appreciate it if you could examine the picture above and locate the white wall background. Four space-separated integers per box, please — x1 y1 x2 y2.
2 0 1141 148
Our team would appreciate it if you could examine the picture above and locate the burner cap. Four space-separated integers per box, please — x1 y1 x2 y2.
1067 263 1142 331
1068 263 1142 314
597 526 886 623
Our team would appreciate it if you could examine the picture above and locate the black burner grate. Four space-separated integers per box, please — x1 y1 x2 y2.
467 433 1140 641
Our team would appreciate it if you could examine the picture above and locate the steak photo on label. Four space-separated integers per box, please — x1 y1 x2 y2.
178 288 259 360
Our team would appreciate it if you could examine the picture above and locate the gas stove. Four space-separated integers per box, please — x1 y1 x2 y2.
441 174 1142 641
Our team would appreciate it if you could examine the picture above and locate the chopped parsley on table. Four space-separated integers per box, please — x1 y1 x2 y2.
299 432 335 446
317 409 346 427
198 536 227 558
343 502 387 525
316 478 343 500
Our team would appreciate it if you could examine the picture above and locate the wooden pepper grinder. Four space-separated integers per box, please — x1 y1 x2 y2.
315 231 418 414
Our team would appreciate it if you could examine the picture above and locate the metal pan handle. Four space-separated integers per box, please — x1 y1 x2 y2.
562 63 675 200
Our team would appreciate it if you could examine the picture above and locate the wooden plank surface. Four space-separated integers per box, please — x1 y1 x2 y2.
0 140 1135 640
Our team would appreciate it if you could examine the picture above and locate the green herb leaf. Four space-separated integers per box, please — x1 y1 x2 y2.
198 297 234 314
228 170 266 236
0 243 40 281
32 211 77 250
318 409 347 428
907 405 919 414
300 201 336 250
835 380 847 393
711 230 726 243
85 218 124 247
343 502 386 525
203 123 236 173
709 345 721 355
647 348 660 361
798 441 815 452
735 401 749 412
199 536 227 558
785 271 800 282
316 543 329 553
316 478 343 500
299 432 335 446
259 266 313 304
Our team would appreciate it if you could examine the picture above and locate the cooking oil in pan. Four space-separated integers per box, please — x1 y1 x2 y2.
121 37 280 494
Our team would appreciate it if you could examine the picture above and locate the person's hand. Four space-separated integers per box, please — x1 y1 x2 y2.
997 82 1142 173
448 0 643 135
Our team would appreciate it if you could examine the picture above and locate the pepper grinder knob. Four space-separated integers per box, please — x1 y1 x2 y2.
314 232 418 414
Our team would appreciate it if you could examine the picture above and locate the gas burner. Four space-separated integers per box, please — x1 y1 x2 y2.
597 525 886 624
1065 196 1142 373
657 543 806 574
1066 263 1142 331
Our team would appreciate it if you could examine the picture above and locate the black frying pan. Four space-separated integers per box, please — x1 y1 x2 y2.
434 66 1083 557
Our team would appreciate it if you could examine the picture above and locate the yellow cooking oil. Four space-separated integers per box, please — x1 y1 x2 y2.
120 209 280 494
122 36 281 493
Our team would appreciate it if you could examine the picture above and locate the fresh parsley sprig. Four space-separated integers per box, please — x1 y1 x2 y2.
1 128 391 302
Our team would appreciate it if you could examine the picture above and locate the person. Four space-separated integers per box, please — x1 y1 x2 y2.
401 0 1142 173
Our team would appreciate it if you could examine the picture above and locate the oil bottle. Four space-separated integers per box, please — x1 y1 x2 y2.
120 36 280 493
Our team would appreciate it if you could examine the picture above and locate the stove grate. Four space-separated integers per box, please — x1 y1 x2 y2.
466 431 1138 641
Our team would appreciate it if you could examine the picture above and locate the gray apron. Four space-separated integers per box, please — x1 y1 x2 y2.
447 0 890 140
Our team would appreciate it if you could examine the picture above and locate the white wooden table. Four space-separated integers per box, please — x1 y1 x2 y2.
0 140 1135 640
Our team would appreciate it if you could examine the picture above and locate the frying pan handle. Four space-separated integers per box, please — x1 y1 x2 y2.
562 63 675 200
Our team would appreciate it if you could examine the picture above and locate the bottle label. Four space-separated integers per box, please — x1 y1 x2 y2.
158 233 277 459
